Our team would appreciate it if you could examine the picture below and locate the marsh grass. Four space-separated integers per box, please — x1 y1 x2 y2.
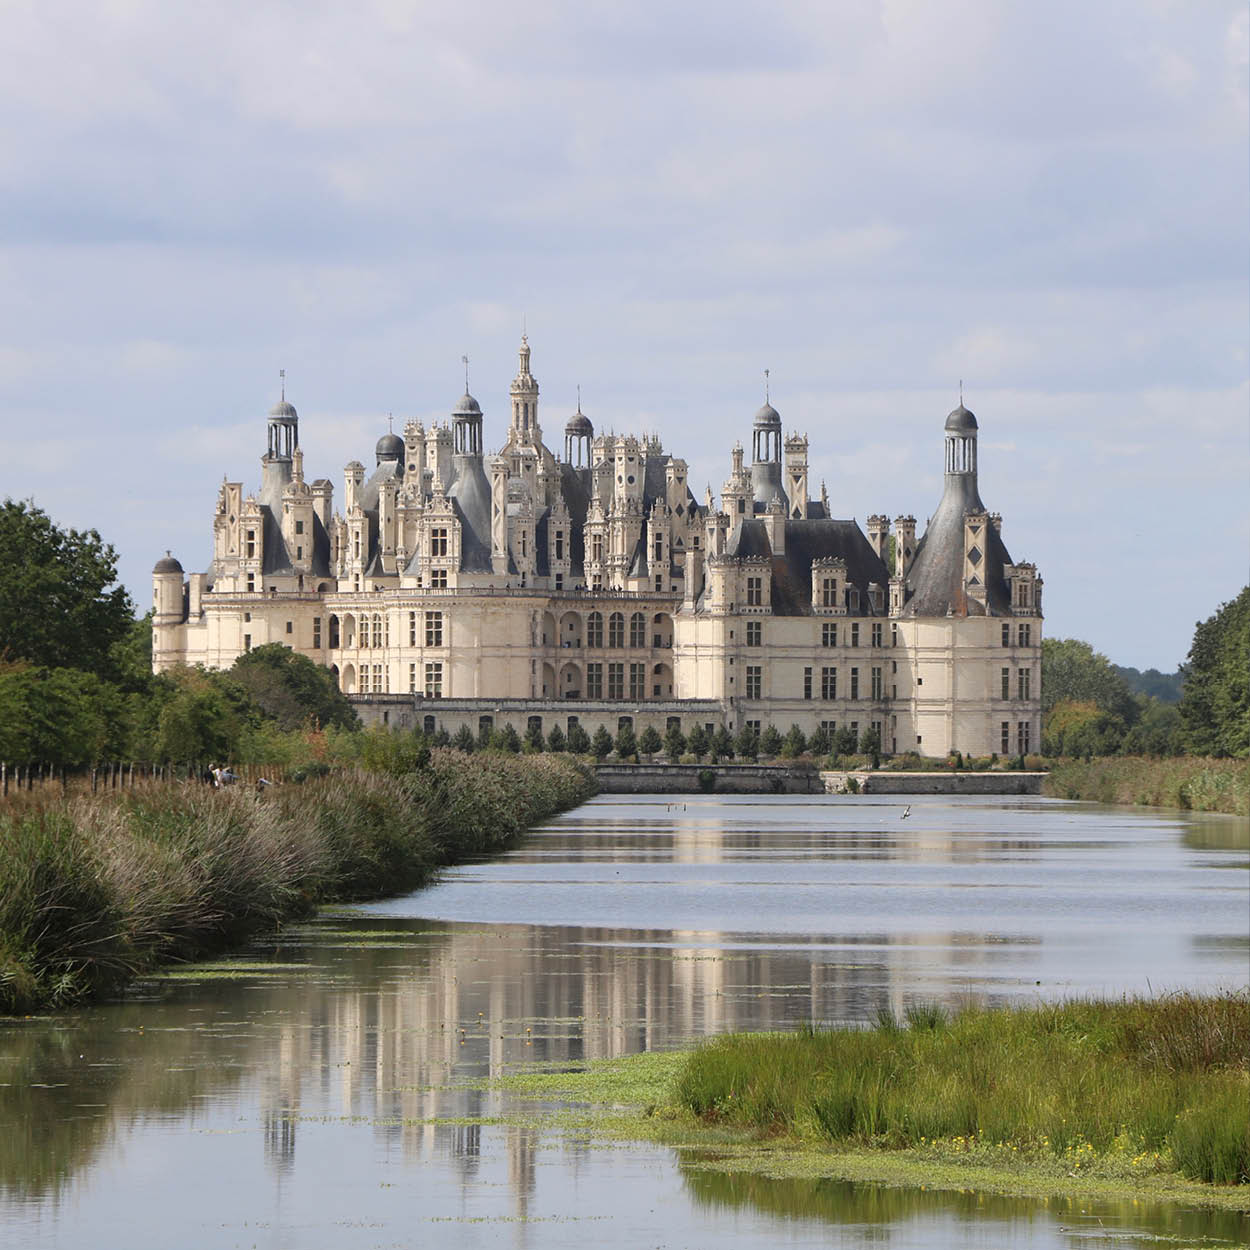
676 994 1250 1186
1044 757 1249 815
0 752 595 1013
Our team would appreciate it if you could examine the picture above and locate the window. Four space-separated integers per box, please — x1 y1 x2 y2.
424 662 443 699
745 665 762 698
851 623 860 647
528 715 543 738
430 568 448 589
746 621 762 646
746 576 762 606
313 617 321 648
479 715 493 738
821 720 837 735
245 530 256 559
1018 623 1032 647
587 663 603 699
424 715 436 735
1002 622 1011 647
822 622 837 647
1018 668 1031 700
244 612 251 622
871 623 882 647
285 620 293 635
409 662 417 692
891 623 898 647
1001 667 1011 700
804 667 813 700
630 612 646 647
409 611 417 646
431 528 449 557
871 666 883 700
850 667 860 700
555 532 564 560
296 546 302 560
629 663 645 699
608 662 624 700
591 534 603 562
372 664 383 694
653 533 663 561
821 666 837 700
1001 721 1011 754
243 633 252 652
655 574 663 591
295 519 304 534
591 574 602 591
246 573 255 592
1017 721 1031 754
608 613 625 648
372 613 384 648
821 577 837 607
587 612 603 647
425 611 443 647
555 573 563 590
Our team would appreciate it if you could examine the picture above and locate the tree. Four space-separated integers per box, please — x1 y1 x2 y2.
0 499 135 680
493 723 521 753
663 722 687 759
638 725 662 757
807 726 831 757
734 724 758 760
1120 697 1182 757
711 725 735 759
478 720 494 750
759 724 783 757
858 726 881 768
615 722 637 759
1179 587 1250 757
1042 699 1127 757
686 723 709 760
834 726 858 757
590 726 613 759
1042 638 1138 721
453 724 476 753
546 723 567 753
231 643 358 731
524 721 545 752
567 722 591 754
0 664 129 767
146 667 259 765
781 724 807 758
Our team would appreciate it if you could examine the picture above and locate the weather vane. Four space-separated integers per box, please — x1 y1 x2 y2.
764 368 770 402
279 368 286 401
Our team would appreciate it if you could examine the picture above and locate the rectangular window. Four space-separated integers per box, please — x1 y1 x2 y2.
243 633 251 652
313 617 321 648
430 568 448 589
654 534 663 561
745 665 762 699
851 623 860 647
424 662 443 699
608 662 624 700
821 666 837 700
821 720 837 735
871 666 883 700
1002 622 1011 647
746 621 762 646
425 611 443 647
871 623 882 647
821 577 837 607
803 667 813 700
746 576 763 606
295 519 304 534
285 620 293 635
1018 623 1032 647
431 528 449 557
586 663 603 699
629 663 645 700
245 530 255 559
409 662 417 693
891 622 898 647
822 622 837 647
1002 667 1011 700
1018 668 1031 700
850 667 860 700
372 664 383 694
295 546 302 560
591 574 602 591
1001 720 1011 754
372 616 383 647
408 611 417 645
555 573 563 589
1017 721 1031 755
591 534 603 561
246 573 255 592
555 532 564 560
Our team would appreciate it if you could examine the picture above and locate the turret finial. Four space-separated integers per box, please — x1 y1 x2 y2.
462 354 470 392
280 368 286 401
764 368 770 402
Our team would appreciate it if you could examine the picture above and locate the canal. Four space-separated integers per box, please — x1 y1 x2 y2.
2 794 1247 1248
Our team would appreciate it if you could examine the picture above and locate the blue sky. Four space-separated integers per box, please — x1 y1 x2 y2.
2 0 1246 670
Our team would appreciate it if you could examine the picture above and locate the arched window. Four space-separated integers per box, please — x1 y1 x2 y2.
629 612 646 648
586 612 603 648
608 612 625 648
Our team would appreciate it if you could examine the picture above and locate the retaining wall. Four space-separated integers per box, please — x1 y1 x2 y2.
821 771 1046 795
595 764 822 794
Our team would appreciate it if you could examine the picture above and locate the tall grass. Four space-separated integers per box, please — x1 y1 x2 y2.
676 994 1250 1186
1044 756 1249 815
0 752 595 1013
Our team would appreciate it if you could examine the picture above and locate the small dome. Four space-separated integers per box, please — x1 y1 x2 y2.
566 410 593 436
753 402 781 428
153 552 183 575
269 399 298 421
376 432 403 460
453 392 482 417
945 404 978 433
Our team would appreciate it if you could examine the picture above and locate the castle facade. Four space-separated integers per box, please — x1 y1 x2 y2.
153 338 1043 756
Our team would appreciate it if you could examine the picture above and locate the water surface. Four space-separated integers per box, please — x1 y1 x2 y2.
2 794 1247 1248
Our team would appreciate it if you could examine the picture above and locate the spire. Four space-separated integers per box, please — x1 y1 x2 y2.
280 368 286 402
764 367 770 403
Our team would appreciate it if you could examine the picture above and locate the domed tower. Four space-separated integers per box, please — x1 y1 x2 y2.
509 334 541 446
944 403 978 477
452 390 483 457
750 392 788 512
152 552 185 626
447 386 492 570
375 430 404 470
564 398 593 468
261 376 299 501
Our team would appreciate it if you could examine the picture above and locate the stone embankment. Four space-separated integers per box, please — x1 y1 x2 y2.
595 764 822 794
821 771 1046 795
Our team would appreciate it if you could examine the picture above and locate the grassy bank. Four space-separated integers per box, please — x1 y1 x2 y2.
1043 756 1248 814
673 995 1249 1187
0 751 595 1014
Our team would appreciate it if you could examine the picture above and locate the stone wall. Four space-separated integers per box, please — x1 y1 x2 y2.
596 763 822 794
821 770 1045 795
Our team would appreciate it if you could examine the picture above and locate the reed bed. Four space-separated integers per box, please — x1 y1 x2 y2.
1043 756 1248 815
676 994 1250 1186
0 751 595 1013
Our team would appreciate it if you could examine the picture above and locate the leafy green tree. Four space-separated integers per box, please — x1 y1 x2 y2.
492 723 521 753
0 500 136 681
0 665 129 767
1113 664 1184 703
834 726 858 757
111 612 154 694
231 643 358 731
711 725 734 759
663 722 687 759
432 727 451 747
1120 697 1182 756
615 722 637 759
1179 588 1249 758
147 667 259 764
567 722 592 754
1041 699 1127 757
453 724 476 753
859 726 882 768
360 727 430 774
686 723 709 760
759 725 783 757
735 724 758 760
780 724 807 758
546 723 567 753
1042 638 1138 721
590 726 613 759
807 726 831 757
524 721 545 752
638 725 662 756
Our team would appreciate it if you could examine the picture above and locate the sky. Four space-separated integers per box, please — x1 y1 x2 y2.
1 0 1246 671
